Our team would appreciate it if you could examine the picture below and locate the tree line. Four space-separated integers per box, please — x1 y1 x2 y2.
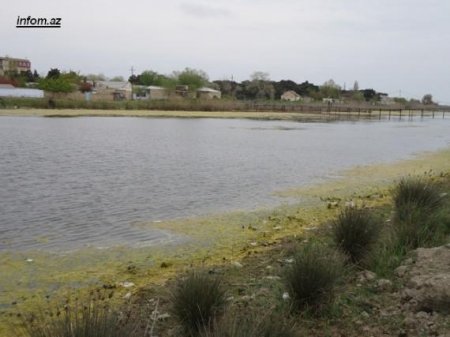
0 67 436 104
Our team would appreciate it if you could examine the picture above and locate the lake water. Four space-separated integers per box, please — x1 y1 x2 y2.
1 116 449 252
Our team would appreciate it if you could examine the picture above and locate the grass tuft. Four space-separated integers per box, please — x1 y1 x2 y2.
393 177 442 220
171 271 227 335
284 243 344 314
393 177 444 248
332 207 380 264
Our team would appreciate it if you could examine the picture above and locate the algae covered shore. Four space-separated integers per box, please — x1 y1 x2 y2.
0 147 449 336
0 108 323 120
0 108 434 121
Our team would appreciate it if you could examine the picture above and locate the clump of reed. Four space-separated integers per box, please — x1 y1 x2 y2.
15 290 139 337
284 243 344 314
170 271 227 336
332 207 380 264
393 177 444 248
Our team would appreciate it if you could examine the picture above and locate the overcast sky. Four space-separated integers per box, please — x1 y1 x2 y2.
2 0 450 102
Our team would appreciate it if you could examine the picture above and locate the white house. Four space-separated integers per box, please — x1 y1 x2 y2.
94 81 132 100
0 84 44 98
281 90 301 102
147 86 168 99
197 87 221 99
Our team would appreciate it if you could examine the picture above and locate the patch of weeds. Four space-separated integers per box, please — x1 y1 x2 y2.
14 290 139 337
170 270 227 336
331 207 380 264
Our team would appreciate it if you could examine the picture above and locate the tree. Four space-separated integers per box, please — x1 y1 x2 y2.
320 79 341 99
213 80 239 98
46 68 61 79
38 77 75 93
39 70 80 93
272 80 298 99
33 70 40 81
110 76 124 82
139 70 163 86
128 74 140 85
24 70 35 82
174 68 209 90
85 73 106 81
362 89 378 102
352 91 365 102
250 71 270 81
60 70 81 83
298 81 319 97
239 73 275 100
421 94 434 105
159 75 178 90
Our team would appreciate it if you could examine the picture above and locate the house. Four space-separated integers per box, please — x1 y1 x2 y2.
147 86 168 100
0 84 44 98
94 81 132 100
379 94 396 105
197 87 221 99
281 90 301 102
175 85 189 97
0 56 31 76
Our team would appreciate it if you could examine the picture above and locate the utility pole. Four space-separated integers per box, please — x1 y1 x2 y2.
130 66 135 100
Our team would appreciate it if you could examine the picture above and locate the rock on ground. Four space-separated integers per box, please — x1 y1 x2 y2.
400 244 450 314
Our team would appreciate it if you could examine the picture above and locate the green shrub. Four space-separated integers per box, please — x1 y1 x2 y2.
332 207 380 264
284 243 343 313
171 271 227 335
15 292 137 337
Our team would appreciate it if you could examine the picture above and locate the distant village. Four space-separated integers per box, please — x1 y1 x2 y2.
0 56 437 107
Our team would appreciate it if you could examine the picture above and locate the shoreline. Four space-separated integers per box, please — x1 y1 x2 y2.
0 108 332 120
0 108 443 122
1 147 450 334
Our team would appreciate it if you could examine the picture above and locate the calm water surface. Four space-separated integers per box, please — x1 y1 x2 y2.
1 117 449 251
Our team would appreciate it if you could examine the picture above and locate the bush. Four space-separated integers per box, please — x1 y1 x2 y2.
393 178 444 248
332 207 380 264
15 292 137 337
171 271 227 335
284 243 343 313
